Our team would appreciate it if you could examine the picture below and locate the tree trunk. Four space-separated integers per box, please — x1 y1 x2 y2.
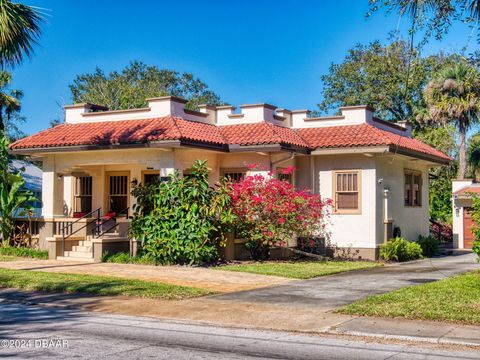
458 127 467 179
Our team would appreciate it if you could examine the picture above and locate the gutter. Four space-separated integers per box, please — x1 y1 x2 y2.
270 152 295 171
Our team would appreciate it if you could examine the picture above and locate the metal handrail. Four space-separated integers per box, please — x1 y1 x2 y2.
61 208 101 255
60 208 101 234
93 207 129 239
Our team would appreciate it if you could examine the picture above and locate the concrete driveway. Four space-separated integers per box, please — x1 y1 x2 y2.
212 252 479 311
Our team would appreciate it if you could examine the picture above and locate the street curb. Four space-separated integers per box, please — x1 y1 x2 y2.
326 329 480 347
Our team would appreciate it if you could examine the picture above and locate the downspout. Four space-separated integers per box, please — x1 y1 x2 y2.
270 152 295 171
310 156 316 194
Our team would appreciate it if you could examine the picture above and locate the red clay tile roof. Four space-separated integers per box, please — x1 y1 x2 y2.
220 122 308 147
453 185 480 196
9 116 226 149
9 117 450 163
296 123 451 162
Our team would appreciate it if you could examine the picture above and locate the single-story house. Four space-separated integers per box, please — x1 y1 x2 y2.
452 179 480 249
9 96 451 261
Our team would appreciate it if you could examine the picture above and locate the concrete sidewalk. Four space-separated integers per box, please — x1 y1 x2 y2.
213 252 479 310
329 316 480 347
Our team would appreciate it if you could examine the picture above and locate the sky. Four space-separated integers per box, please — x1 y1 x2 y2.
10 0 477 134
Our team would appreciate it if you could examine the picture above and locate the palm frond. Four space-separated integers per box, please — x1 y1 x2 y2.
0 0 45 68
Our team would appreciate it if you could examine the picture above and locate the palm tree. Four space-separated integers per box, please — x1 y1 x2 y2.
422 62 480 179
0 0 44 68
0 71 21 132
368 0 480 44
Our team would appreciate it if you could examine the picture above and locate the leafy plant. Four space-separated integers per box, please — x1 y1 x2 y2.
229 166 332 260
473 241 480 263
0 245 47 259
130 160 234 265
101 251 157 265
0 133 36 246
417 235 440 257
380 237 424 262
469 193 480 262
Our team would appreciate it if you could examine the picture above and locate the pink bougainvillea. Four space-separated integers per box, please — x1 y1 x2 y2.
229 166 332 259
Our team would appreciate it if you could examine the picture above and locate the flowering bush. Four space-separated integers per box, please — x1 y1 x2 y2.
229 167 332 260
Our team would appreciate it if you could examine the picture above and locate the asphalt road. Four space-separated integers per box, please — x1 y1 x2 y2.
0 301 479 360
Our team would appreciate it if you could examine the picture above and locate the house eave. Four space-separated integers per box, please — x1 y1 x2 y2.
388 146 451 165
9 140 183 155
311 146 390 155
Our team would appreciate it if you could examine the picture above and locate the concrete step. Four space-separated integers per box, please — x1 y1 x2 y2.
63 250 93 258
56 256 95 263
78 240 93 247
71 245 92 252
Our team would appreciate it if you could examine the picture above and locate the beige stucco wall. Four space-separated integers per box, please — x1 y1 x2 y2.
375 155 430 243
314 154 377 249
41 147 434 256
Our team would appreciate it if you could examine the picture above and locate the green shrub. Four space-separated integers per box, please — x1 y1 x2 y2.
101 251 157 265
473 241 480 263
379 237 423 262
417 235 440 257
130 160 234 266
0 246 48 259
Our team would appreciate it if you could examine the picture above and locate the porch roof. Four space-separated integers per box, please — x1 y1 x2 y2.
10 115 451 163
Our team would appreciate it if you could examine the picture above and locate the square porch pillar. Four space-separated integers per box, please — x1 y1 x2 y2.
41 155 66 219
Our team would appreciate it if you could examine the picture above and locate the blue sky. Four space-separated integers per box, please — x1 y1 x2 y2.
11 0 476 134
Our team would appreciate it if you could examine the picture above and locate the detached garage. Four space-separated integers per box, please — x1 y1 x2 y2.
452 179 480 249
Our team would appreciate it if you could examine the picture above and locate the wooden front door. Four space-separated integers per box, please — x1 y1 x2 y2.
463 207 474 249
105 172 129 216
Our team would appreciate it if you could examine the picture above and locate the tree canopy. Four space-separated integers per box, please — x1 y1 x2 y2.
318 40 459 124
69 61 224 111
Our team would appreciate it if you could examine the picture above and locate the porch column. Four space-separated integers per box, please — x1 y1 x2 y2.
41 155 65 218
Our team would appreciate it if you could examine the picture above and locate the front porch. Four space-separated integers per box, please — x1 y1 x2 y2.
39 151 175 261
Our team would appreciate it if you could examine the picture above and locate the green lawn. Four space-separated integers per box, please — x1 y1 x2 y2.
0 256 21 262
216 260 381 279
0 268 213 300
339 270 480 324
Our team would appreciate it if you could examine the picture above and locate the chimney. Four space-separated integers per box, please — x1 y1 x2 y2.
198 104 217 122
291 109 310 128
275 108 292 127
240 103 276 123
339 105 374 124
64 103 109 123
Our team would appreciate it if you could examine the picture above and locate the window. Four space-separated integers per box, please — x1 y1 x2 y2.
333 170 361 213
108 174 128 215
221 169 246 182
74 176 92 214
143 172 168 185
277 168 293 184
404 170 422 206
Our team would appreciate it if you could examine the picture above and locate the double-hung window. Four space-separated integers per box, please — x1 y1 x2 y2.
404 170 422 206
333 170 361 213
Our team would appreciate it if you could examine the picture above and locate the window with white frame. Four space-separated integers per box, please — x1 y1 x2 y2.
333 170 361 213
404 170 422 206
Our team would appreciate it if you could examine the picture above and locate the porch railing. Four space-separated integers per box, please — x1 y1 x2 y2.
60 208 101 256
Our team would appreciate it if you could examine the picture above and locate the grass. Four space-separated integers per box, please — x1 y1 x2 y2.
338 270 480 324
0 246 48 259
216 260 381 279
0 256 21 262
0 268 213 300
